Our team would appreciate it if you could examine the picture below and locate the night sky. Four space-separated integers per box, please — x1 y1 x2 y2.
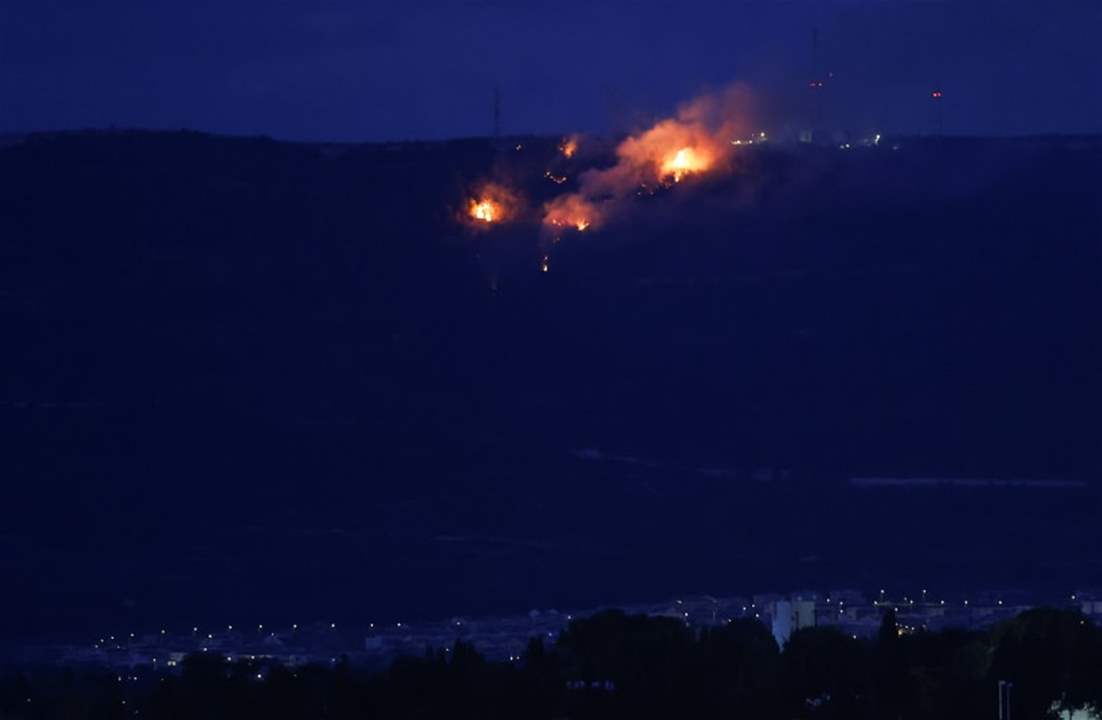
3 0 1100 141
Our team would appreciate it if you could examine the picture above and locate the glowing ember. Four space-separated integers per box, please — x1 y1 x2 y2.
559 136 579 158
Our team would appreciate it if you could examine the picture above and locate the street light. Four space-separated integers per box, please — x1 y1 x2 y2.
998 680 1014 720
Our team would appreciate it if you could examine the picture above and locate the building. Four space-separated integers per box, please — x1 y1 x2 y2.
771 597 816 647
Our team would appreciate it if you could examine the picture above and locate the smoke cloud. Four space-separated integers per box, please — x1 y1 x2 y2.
543 84 757 232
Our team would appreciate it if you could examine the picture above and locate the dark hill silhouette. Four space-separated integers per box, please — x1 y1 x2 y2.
2 131 1101 641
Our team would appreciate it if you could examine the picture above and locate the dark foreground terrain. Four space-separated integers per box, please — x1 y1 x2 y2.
3 131 1101 641
4 608 1102 720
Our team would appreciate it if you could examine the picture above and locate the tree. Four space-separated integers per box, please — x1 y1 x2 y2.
781 627 872 719
989 609 1102 719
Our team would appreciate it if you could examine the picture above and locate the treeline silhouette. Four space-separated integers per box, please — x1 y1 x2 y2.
4 607 1101 719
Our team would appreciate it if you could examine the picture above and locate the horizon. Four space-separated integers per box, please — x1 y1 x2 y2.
8 126 1102 146
3 0 1100 141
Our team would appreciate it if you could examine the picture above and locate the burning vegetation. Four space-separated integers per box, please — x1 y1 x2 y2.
465 183 520 227
459 86 755 265
543 194 596 232
540 85 753 231
469 198 501 223
618 117 727 188
661 146 711 183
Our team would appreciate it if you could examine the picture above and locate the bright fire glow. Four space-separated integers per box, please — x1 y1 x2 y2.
660 146 711 183
469 199 500 223
559 136 579 158
540 84 753 231
618 117 728 188
544 194 596 233
465 182 520 227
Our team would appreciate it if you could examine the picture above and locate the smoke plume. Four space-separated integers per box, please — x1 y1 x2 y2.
543 84 757 232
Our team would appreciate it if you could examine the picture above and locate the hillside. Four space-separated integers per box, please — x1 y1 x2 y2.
3 130 1101 640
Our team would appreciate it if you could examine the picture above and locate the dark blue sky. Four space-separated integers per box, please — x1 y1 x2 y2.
2 0 1099 141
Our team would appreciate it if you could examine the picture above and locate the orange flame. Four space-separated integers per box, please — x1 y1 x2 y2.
469 198 501 223
465 182 520 227
660 146 712 183
618 118 726 187
541 85 753 230
544 194 597 232
559 136 579 158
